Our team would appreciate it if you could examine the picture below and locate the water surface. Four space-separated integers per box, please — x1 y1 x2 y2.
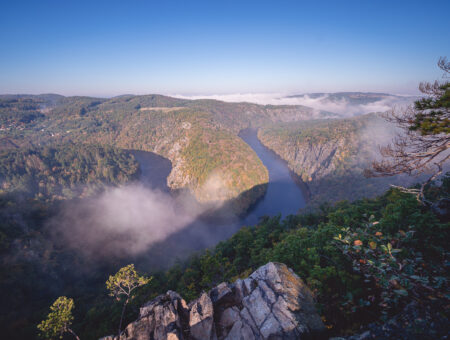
239 128 306 226
133 129 307 268
130 150 171 193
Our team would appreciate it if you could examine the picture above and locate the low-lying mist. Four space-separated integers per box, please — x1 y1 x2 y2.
286 94 408 116
47 184 209 259
172 92 416 116
357 114 401 162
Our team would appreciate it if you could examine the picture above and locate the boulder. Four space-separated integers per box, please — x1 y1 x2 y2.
101 262 325 340
189 293 216 340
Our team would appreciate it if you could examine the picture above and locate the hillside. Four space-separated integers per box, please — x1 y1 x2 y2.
258 113 421 205
0 93 448 340
0 144 139 201
0 93 337 340
0 94 333 207
80 179 449 340
0 93 426 210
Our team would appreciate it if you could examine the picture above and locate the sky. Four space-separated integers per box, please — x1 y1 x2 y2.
0 0 449 97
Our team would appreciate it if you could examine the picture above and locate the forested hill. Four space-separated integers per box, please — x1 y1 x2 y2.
0 93 418 208
0 93 333 208
75 178 449 339
0 144 139 201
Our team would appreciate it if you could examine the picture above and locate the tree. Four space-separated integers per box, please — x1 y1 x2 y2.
106 264 151 337
37 296 80 340
365 57 450 203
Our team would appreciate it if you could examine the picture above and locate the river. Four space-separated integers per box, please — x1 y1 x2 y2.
238 128 307 226
132 129 307 268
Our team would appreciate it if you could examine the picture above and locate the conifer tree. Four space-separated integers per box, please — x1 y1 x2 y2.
366 57 450 203
37 296 80 340
106 264 151 337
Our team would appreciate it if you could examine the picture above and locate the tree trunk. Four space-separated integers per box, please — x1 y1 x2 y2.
118 298 129 337
68 328 81 340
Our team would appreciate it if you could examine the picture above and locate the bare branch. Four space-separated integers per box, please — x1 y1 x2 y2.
365 57 450 204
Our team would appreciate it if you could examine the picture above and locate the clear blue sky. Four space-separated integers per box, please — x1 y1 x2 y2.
0 0 449 96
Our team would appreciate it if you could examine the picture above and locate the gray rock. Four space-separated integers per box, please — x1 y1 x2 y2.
223 320 242 340
210 282 233 305
259 313 282 339
223 320 256 340
233 279 247 302
101 262 325 340
218 307 240 329
242 287 272 327
189 293 216 340
111 291 188 340
238 306 259 338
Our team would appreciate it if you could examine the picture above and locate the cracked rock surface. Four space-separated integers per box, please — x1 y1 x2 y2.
100 262 325 340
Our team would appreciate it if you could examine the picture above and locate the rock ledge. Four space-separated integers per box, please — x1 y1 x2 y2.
100 262 325 340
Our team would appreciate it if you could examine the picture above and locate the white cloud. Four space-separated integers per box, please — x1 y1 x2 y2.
172 92 416 116
171 92 290 105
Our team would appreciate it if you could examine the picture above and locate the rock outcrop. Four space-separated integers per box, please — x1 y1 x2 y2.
257 124 358 184
100 262 325 340
256 115 423 205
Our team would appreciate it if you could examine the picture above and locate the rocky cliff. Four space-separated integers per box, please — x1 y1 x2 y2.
100 262 325 340
257 114 420 205
258 118 364 183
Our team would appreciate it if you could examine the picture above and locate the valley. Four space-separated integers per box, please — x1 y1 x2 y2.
2 2 448 339
2 94 320 209
2 3 448 339
0 92 434 340
118 129 307 269
0 93 416 208
0 119 310 340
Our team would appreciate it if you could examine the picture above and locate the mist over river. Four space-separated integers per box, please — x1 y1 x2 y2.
132 129 307 269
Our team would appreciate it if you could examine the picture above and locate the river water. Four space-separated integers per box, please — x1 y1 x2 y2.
132 129 307 268
238 129 307 226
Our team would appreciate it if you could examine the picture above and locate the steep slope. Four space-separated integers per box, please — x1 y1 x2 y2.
258 113 420 204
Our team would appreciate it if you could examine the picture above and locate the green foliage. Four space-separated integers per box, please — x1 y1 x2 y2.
0 144 139 201
0 96 46 126
412 83 449 135
106 264 151 336
181 127 268 202
37 297 76 340
1 178 448 339
128 183 449 334
0 142 136 340
106 264 150 301
259 116 365 146
1 93 448 338
333 214 445 318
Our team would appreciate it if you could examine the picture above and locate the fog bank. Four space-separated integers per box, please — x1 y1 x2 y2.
172 92 416 116
48 184 206 258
